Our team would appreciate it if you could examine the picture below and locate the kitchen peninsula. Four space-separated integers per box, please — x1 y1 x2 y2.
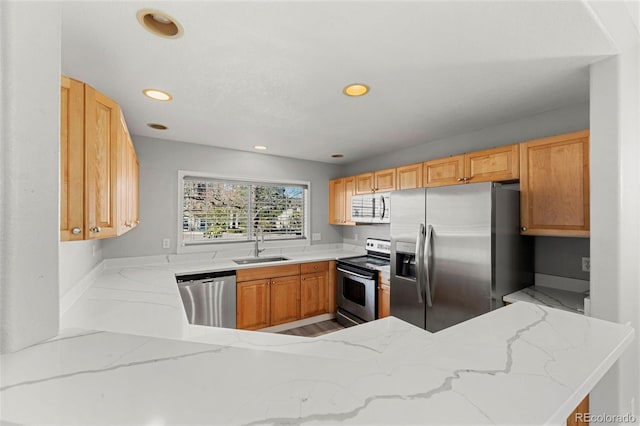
0 252 634 425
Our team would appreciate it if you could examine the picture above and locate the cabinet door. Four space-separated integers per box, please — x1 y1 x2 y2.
236 279 270 330
85 85 119 239
355 172 374 194
423 155 465 187
465 144 519 183
374 168 396 191
131 145 140 228
343 176 356 225
378 283 390 319
60 76 85 241
270 275 301 326
300 272 327 319
520 130 589 236
328 178 345 224
396 163 423 190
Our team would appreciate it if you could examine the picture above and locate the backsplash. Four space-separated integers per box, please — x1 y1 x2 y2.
534 236 590 281
342 224 391 246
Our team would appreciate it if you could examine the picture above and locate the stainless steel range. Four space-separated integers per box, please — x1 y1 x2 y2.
336 238 390 327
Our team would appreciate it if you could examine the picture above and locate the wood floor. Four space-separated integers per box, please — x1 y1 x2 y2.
277 319 345 337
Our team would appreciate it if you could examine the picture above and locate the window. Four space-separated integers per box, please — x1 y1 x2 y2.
180 172 309 247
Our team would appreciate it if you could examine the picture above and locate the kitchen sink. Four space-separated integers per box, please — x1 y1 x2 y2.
233 256 290 265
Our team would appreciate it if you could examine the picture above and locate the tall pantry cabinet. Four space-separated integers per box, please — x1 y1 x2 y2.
60 75 139 241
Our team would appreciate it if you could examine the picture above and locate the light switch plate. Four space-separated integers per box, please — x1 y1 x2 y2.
163 238 171 249
582 257 590 272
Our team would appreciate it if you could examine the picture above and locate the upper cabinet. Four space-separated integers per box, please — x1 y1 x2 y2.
328 176 355 225
423 155 465 187
60 76 85 241
355 168 396 194
396 163 423 190
422 145 519 187
520 130 590 237
60 75 139 241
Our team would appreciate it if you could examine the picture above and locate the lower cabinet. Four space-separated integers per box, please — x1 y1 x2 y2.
567 395 589 426
378 273 390 318
301 261 329 319
270 275 301 326
236 261 333 330
236 279 271 330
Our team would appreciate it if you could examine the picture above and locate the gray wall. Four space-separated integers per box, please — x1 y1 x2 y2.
344 102 589 175
534 237 589 280
102 137 344 258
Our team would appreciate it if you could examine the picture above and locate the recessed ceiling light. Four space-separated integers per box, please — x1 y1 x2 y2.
343 83 369 97
331 154 344 158
143 89 172 101
253 145 268 151
136 9 183 39
147 123 168 130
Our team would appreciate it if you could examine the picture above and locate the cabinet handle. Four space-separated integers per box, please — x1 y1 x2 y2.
90 226 101 233
71 227 82 235
314 266 318 269
521 226 528 232
457 178 464 182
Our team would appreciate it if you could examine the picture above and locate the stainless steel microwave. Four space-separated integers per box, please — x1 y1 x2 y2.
351 192 390 223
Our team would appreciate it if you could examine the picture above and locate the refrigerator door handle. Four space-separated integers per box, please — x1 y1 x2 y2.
424 224 434 307
415 223 425 304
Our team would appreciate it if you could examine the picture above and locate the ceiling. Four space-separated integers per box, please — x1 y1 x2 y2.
61 1 617 164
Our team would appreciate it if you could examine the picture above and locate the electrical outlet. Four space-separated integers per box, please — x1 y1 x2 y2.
312 233 321 241
162 238 170 249
582 257 590 272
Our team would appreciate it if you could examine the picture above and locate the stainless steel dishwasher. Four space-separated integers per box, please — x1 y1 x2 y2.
176 271 236 328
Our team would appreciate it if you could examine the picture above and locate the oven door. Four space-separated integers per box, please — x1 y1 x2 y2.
336 265 377 322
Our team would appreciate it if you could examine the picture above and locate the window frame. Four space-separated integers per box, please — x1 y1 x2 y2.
177 170 311 254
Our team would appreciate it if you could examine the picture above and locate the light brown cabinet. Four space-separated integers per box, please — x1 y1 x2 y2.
60 76 85 241
396 163 423 190
60 75 139 241
117 113 140 235
355 168 396 194
236 264 301 330
520 130 589 237
236 279 271 330
422 145 518 187
423 155 465 187
378 273 390 319
567 395 589 426
464 144 519 184
328 176 355 225
300 261 329 319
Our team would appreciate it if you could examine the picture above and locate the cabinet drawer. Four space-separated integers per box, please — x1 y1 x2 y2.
300 261 329 274
236 264 301 282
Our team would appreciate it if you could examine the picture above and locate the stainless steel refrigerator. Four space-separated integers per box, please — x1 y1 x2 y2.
390 182 532 332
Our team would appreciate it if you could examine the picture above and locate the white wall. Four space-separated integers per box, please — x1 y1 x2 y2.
590 45 640 420
343 103 589 175
101 136 344 258
0 2 61 353
59 241 103 297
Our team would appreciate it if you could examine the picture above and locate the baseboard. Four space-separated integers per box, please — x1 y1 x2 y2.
259 313 335 333
59 260 105 316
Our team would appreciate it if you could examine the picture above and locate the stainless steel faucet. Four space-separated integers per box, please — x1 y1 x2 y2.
254 226 265 257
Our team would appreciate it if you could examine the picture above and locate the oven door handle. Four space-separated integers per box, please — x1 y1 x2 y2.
337 267 375 280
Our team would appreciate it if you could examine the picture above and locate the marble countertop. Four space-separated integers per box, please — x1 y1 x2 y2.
503 285 588 314
1 247 635 425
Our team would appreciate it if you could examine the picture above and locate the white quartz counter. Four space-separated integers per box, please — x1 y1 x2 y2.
504 285 588 314
1 248 635 425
